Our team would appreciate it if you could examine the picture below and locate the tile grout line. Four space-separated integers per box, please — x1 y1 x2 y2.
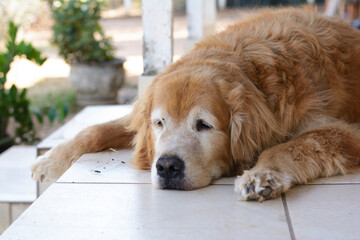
9 202 12 223
281 193 296 240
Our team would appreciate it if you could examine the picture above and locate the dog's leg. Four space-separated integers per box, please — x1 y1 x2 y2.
31 117 135 182
235 120 360 201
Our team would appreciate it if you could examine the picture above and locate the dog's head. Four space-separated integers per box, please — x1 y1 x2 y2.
129 53 285 190
148 67 234 190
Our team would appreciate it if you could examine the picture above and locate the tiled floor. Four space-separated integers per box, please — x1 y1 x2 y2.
2 150 360 240
0 146 37 234
286 185 360 240
2 105 359 239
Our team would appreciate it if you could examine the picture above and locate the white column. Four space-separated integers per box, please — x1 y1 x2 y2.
124 0 132 15
139 0 174 96
186 0 216 50
217 0 227 11
324 0 340 17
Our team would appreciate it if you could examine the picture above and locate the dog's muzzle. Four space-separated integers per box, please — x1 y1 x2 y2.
156 155 186 190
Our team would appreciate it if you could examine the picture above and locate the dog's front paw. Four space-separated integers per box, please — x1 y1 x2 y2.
31 150 68 182
234 170 293 202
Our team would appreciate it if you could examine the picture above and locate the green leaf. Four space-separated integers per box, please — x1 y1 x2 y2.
52 0 114 63
20 88 27 100
47 106 57 122
8 22 18 42
9 85 18 101
57 103 69 122
0 21 46 143
32 107 44 124
15 41 47 65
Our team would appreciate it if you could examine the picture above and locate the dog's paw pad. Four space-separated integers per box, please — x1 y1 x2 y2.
235 170 292 202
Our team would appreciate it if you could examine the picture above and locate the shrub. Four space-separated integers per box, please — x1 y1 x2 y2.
52 0 115 63
0 22 47 143
0 0 47 46
0 22 69 147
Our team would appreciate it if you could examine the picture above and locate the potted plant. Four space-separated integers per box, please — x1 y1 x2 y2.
52 0 125 106
0 22 47 151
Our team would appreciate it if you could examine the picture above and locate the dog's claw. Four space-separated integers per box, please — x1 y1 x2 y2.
250 183 255 193
245 183 256 194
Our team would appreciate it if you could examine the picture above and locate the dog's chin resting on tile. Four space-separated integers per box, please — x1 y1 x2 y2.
31 8 360 201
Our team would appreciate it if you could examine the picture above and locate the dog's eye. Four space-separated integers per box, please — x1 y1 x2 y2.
196 120 212 132
154 119 165 128
155 120 163 128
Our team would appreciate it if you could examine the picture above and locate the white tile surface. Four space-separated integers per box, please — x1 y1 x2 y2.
0 146 36 168
2 183 290 240
57 151 151 184
0 146 37 202
58 151 236 185
0 169 37 202
285 184 360 240
37 105 133 151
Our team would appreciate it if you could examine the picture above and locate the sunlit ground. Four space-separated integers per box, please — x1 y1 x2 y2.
5 58 70 89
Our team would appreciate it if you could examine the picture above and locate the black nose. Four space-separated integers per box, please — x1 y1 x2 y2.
156 156 185 179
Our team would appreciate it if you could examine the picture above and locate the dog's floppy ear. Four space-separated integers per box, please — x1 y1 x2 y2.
127 82 156 170
227 84 247 167
226 82 286 170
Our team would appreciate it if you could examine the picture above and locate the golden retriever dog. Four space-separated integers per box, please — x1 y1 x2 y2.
32 8 360 201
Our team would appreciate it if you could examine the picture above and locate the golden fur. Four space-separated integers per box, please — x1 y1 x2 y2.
32 8 360 201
